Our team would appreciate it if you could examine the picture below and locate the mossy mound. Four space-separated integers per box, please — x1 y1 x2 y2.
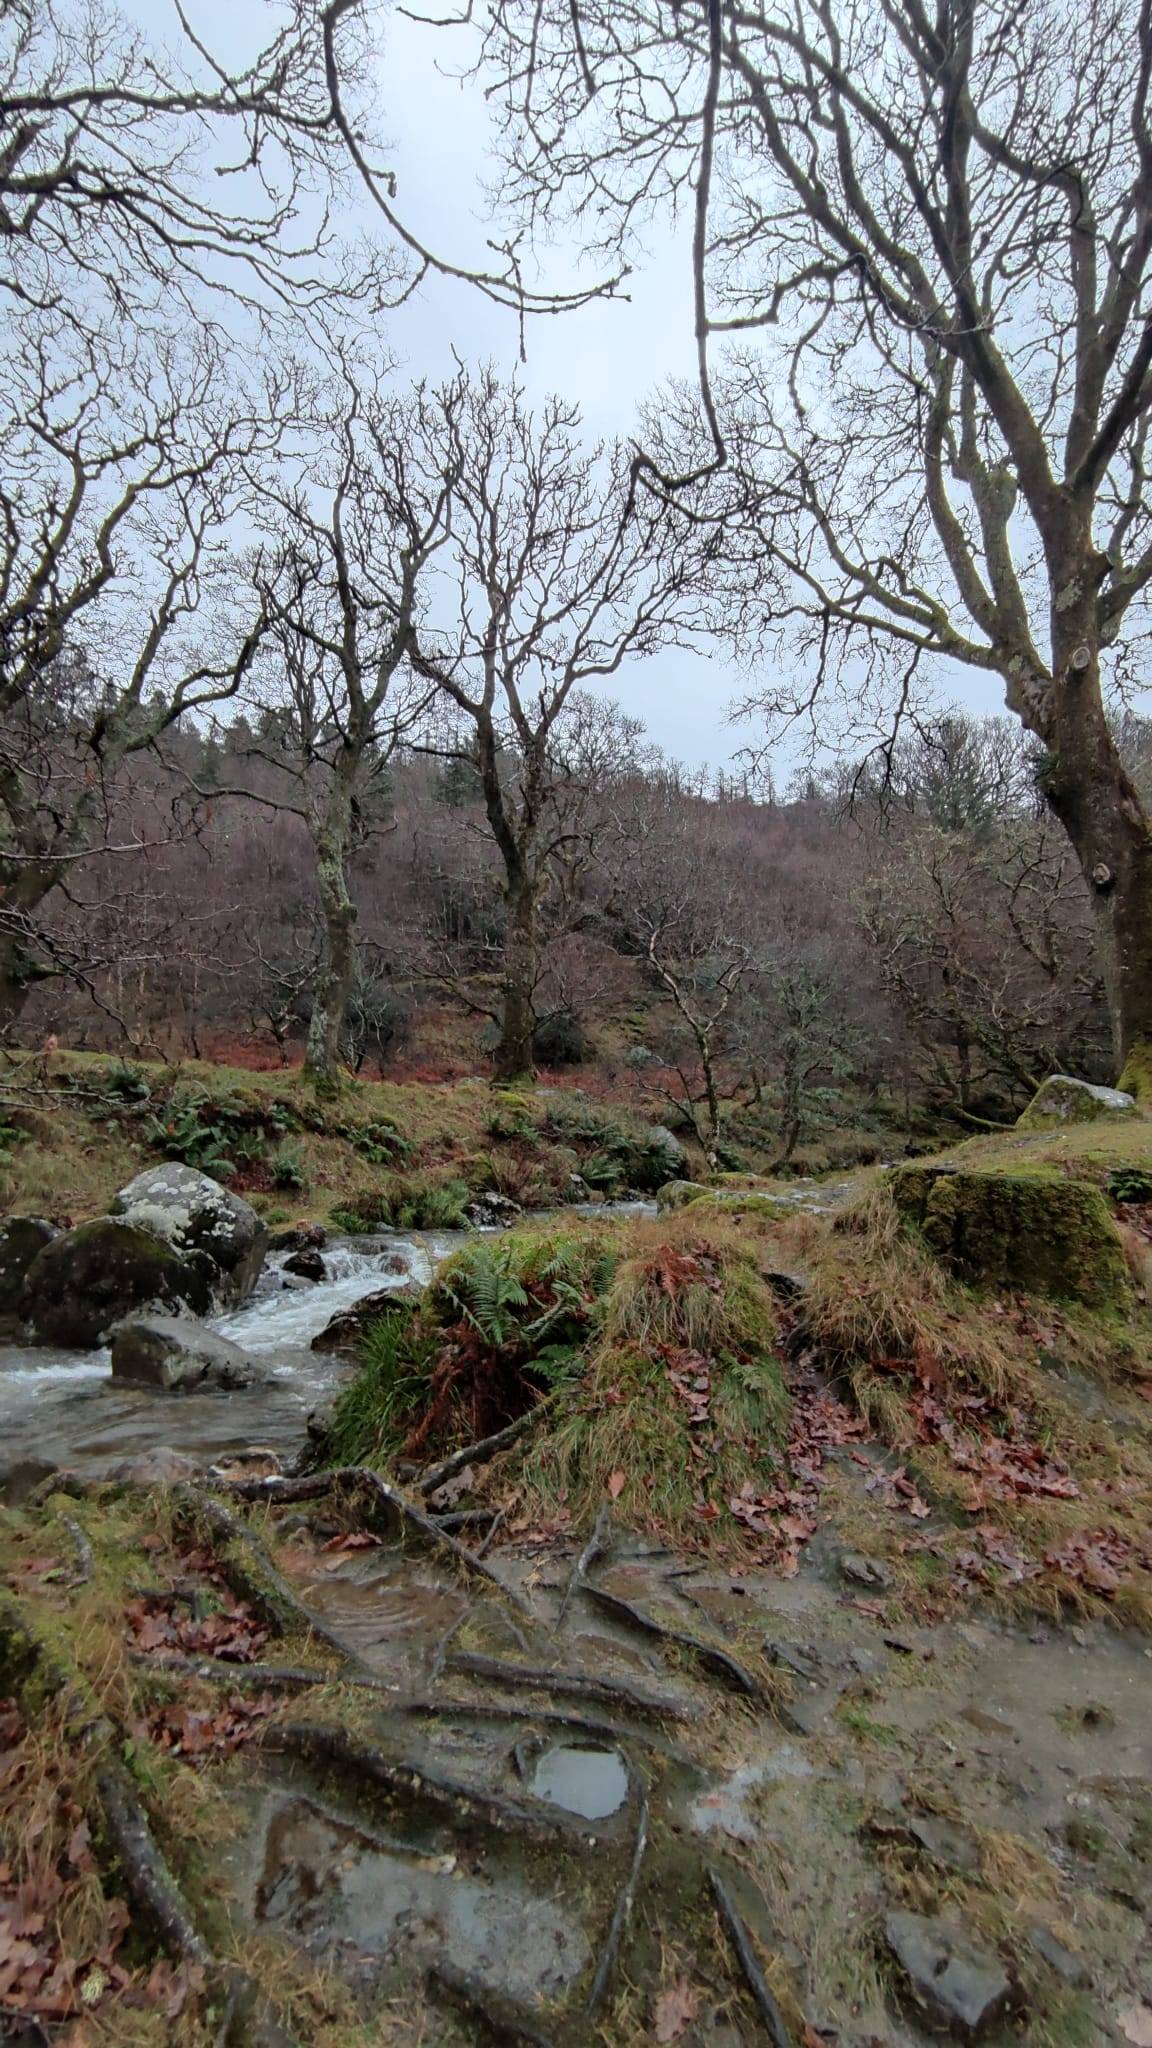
1017 1074 1139 1131
888 1165 1131 1308
519 1220 790 1542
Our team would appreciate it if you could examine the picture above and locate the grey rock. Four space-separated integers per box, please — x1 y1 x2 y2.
110 1314 266 1391
464 1192 523 1228
310 1282 422 1356
1018 1074 1138 1129
1027 1926 1091 1987
645 1123 690 1179
840 1551 893 1590
21 1217 216 1345
886 1910 1013 2036
105 1446 200 1486
283 1247 326 1282
907 1814 980 1873
112 1162 267 1305
0 1216 57 1313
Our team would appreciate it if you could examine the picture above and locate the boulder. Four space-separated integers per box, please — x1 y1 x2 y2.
21 1218 217 1346
110 1314 266 1391
885 1910 1013 2035
642 1124 690 1183
311 1283 422 1357
1017 1074 1139 1129
656 1179 711 1213
0 1216 57 1314
105 1446 200 1486
112 1162 267 1305
888 1164 1132 1308
283 1247 326 1282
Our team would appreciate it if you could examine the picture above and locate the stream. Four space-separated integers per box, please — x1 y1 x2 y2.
0 1229 468 1478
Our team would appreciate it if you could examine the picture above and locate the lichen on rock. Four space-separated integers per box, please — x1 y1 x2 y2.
1017 1074 1139 1130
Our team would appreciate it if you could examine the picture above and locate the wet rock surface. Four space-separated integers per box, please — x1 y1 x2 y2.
20 1216 217 1343
0 1216 56 1314
110 1314 267 1391
885 1909 1013 2035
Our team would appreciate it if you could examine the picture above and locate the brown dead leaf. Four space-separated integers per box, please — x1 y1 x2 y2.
607 1470 627 1500
654 1976 700 2042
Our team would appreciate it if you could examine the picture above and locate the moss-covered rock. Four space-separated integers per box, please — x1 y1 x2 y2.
20 1218 217 1345
1017 1075 1139 1131
656 1179 711 1212
888 1165 1132 1308
0 1217 56 1315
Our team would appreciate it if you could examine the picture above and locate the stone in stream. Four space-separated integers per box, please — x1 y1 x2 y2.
268 1222 327 1253
112 1162 268 1305
0 1217 57 1315
885 1910 1014 2035
311 1283 423 1357
110 1314 268 1391
20 1218 218 1346
283 1247 327 1282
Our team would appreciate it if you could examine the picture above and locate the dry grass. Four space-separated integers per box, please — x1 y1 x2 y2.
516 1209 790 1544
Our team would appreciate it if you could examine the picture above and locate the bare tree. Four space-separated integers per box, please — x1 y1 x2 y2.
0 317 282 1034
413 374 698 1081
236 363 460 1084
474 0 1152 1083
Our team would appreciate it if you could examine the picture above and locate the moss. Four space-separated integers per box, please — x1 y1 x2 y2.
888 1165 1133 1308
656 1179 711 1211
519 1218 790 1543
1119 1040 1152 1102
1018 1075 1139 1130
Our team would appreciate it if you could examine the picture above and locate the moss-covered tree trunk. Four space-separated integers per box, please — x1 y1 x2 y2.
303 757 358 1088
494 876 538 1083
1035 594 1152 1092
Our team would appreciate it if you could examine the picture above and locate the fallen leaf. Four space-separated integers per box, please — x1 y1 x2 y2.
607 1470 626 1500
1117 2002 1152 2047
654 1976 700 2042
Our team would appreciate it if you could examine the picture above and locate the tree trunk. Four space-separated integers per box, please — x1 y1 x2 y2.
303 812 358 1088
1035 610 1152 1090
494 880 538 1083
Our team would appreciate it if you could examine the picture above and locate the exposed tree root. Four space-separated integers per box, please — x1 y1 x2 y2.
418 1405 549 1498
583 1582 765 1701
428 1962 558 2047
208 1469 533 1617
175 1487 368 1668
0 1588 298 2048
709 1868 796 2048
257 1719 602 1842
130 1648 676 1750
586 1783 649 2015
554 1505 611 1633
444 1649 702 1722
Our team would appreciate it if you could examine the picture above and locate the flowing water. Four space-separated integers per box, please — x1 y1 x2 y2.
0 1231 468 1478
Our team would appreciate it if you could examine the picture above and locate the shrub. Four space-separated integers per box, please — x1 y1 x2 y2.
270 1143 308 1192
532 1010 590 1067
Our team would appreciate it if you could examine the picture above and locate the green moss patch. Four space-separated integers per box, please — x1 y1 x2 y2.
888 1165 1133 1308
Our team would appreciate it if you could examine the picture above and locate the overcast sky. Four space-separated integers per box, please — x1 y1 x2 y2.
172 0 1008 775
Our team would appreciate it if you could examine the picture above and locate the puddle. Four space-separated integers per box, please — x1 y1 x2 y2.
529 1743 630 1820
252 1793 589 2007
